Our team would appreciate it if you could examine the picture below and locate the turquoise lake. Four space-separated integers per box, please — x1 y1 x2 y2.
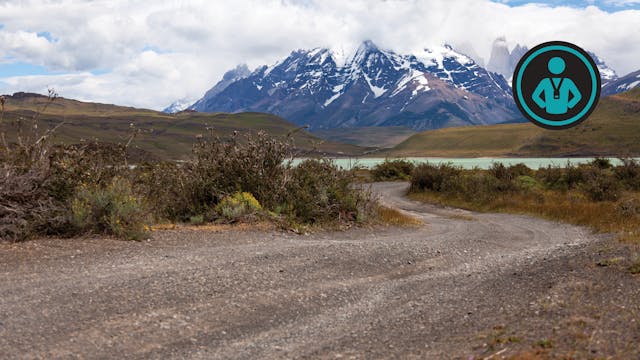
293 157 634 170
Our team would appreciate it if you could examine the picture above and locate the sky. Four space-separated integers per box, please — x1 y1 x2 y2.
0 0 639 110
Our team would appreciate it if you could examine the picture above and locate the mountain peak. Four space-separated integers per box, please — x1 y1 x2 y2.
360 40 378 50
587 51 618 85
351 40 386 67
222 63 251 81
188 41 520 131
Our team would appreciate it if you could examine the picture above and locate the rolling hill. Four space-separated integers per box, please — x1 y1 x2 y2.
311 126 416 148
0 92 364 159
386 88 640 157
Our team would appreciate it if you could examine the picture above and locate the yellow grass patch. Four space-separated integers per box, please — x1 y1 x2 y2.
377 206 423 226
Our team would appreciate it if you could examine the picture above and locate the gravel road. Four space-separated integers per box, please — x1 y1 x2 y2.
0 182 620 359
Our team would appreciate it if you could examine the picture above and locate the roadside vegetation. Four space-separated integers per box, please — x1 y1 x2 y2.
370 159 415 181
405 159 640 243
0 91 381 242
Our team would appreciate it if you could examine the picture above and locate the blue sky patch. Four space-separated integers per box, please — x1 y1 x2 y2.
491 0 640 12
36 31 57 42
0 61 51 78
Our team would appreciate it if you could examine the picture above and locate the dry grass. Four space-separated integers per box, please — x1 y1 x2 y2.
409 189 640 244
376 206 422 226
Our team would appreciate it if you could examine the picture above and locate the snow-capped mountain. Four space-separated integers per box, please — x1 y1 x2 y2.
587 51 618 88
189 40 522 130
602 69 640 96
190 64 251 111
163 98 195 114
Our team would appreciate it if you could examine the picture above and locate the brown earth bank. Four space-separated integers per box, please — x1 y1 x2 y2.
0 182 638 359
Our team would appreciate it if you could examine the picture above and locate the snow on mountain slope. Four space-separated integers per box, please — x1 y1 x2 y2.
587 51 618 88
163 98 194 114
602 69 640 96
189 40 523 130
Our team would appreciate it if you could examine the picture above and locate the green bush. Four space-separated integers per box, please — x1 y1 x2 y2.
409 162 462 193
215 192 262 221
283 159 374 224
189 214 206 225
136 132 290 222
410 162 530 202
135 161 198 221
136 137 375 227
190 131 290 209
458 171 515 202
371 159 415 181
516 175 542 190
71 177 150 240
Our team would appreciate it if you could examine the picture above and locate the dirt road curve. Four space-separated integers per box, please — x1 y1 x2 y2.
0 182 618 359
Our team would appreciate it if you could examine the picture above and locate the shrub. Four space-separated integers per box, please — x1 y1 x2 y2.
459 171 514 202
2 101 376 239
283 159 374 224
215 192 262 221
488 163 532 181
615 158 640 190
409 163 462 193
0 166 68 241
189 214 205 225
136 132 291 222
580 167 620 201
536 165 563 189
71 177 150 240
516 175 542 190
371 159 415 181
135 161 197 221
591 157 613 169
508 163 534 178
562 163 587 190
190 131 290 209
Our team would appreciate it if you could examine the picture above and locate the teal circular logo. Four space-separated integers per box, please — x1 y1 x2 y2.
512 41 601 130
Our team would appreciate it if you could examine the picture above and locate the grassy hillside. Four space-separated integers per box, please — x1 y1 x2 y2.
312 126 416 148
387 88 640 157
0 93 364 159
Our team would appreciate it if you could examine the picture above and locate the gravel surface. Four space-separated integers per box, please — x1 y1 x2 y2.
1 182 638 359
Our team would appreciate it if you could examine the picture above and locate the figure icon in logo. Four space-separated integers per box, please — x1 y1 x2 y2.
531 57 581 115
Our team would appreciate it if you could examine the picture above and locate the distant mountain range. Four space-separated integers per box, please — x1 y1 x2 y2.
168 39 638 131
181 40 521 131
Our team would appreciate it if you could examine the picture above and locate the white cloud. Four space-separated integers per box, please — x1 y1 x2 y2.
0 0 639 110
